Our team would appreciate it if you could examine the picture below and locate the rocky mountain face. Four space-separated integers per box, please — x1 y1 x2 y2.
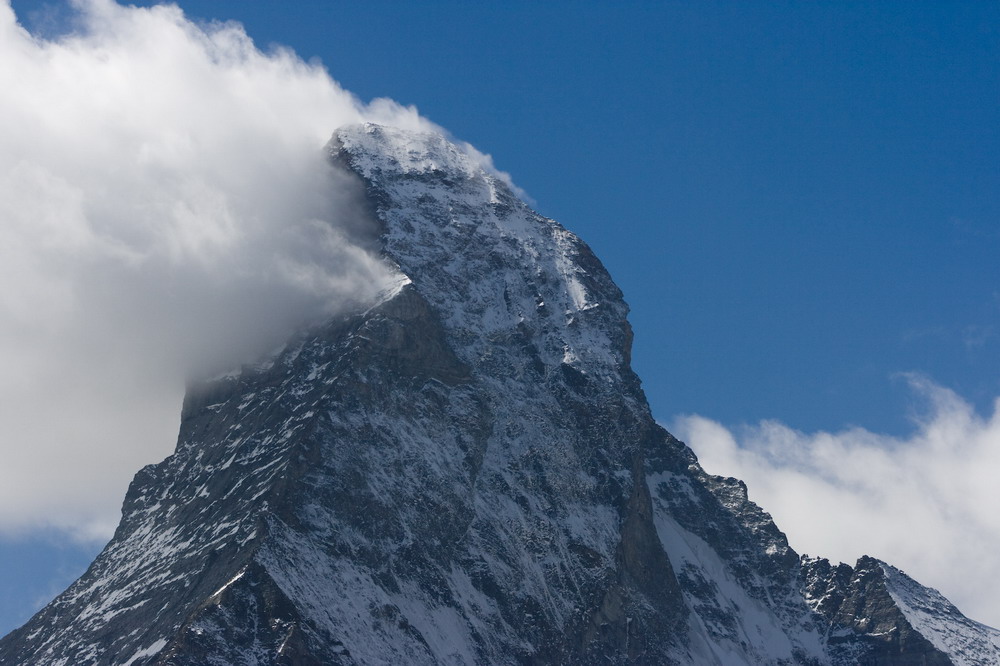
2 124 998 665
801 556 1000 666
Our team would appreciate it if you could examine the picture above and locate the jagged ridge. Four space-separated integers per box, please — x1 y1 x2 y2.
1 123 997 665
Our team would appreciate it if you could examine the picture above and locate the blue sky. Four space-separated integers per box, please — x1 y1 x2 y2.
2 0 998 634
123 0 1000 436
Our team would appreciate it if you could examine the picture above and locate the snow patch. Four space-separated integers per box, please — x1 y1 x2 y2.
880 561 1000 666
119 638 167 666
648 472 826 665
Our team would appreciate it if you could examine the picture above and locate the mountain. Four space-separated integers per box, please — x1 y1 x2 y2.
2 123 998 665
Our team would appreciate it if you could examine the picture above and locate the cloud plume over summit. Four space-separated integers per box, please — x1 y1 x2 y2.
0 0 434 537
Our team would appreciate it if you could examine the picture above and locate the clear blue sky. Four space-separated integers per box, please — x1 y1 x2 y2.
2 0 998 636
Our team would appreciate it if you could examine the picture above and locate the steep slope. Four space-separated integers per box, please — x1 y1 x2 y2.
1 124 996 665
802 556 1000 666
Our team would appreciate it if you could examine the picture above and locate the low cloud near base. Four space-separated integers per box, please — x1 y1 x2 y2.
674 374 1000 629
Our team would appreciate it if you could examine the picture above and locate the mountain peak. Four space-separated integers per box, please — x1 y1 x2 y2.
332 122 635 381
2 124 996 665
334 123 497 183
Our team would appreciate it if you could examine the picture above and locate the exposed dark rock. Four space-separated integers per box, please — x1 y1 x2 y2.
2 124 997 665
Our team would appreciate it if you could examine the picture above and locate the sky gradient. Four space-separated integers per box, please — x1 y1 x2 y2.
2 0 998 634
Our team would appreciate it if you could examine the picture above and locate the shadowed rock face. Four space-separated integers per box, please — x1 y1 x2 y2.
802 556 951 665
2 123 997 666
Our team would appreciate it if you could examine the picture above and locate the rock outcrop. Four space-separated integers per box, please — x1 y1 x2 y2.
2 124 997 665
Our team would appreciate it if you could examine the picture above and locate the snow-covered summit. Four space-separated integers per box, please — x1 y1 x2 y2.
335 122 504 183
332 122 633 381
2 124 997 665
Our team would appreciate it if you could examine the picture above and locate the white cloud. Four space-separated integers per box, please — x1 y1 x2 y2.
0 0 437 538
673 374 1000 629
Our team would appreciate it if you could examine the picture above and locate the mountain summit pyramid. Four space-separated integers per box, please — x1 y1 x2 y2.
3 124 998 665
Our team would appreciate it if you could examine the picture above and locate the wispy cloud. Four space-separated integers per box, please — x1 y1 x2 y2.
673 374 1000 628
962 324 995 350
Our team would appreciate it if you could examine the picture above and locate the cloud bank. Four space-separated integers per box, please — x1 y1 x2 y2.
0 0 436 538
673 374 1000 629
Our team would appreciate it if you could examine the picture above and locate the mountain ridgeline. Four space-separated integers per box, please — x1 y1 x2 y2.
2 124 998 665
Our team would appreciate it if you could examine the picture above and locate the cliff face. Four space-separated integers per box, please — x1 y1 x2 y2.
1 124 997 665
